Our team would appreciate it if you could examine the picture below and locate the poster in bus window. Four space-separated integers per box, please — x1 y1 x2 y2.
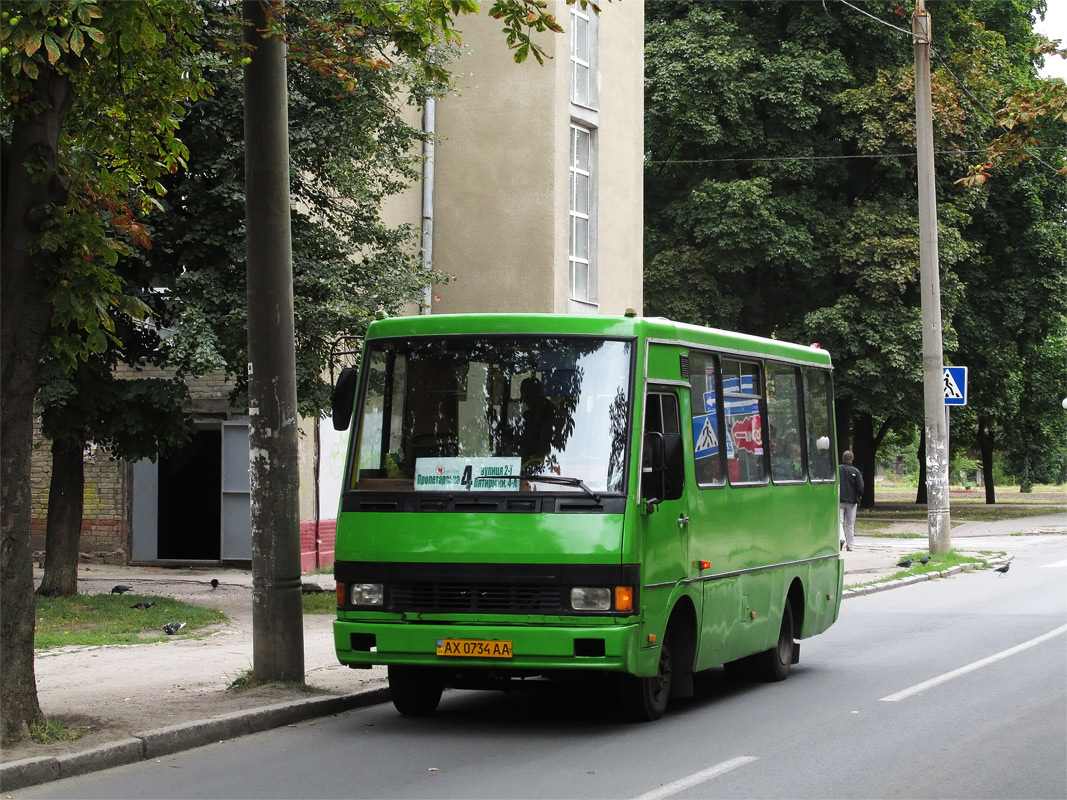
723 375 762 458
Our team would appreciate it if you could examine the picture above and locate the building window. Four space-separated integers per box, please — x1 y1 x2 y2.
570 5 594 108
569 124 596 303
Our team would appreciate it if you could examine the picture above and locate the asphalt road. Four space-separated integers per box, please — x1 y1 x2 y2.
19 536 1066 800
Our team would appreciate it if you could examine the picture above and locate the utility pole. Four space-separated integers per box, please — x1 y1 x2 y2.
244 0 305 680
913 0 951 554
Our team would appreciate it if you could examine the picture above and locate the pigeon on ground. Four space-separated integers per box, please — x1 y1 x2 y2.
131 601 155 610
111 584 133 594
37 585 58 597
919 556 931 565
897 558 913 568
994 562 1011 576
162 622 187 635
210 578 219 590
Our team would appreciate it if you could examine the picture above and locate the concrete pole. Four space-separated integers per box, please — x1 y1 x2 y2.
244 0 305 680
913 0 951 553
421 97 436 315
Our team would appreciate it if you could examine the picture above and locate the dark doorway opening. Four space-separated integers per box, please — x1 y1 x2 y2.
157 429 222 560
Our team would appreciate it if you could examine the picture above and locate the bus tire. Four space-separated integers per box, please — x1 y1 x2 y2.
752 600 795 682
620 630 673 722
388 666 443 715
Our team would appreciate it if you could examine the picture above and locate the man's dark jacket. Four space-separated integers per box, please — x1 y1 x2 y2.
838 462 864 505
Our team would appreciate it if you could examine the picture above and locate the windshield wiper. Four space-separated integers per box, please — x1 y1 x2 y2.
525 474 602 504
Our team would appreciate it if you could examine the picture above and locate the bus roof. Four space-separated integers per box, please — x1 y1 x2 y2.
364 313 833 368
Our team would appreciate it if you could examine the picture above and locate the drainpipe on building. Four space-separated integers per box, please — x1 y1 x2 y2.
421 97 435 315
313 421 321 570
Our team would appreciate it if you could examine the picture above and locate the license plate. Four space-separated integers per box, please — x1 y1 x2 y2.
436 638 513 658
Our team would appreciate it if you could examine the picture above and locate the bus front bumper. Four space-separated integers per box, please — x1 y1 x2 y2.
334 618 643 674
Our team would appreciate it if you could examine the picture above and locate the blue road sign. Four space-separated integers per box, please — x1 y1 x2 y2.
943 366 968 406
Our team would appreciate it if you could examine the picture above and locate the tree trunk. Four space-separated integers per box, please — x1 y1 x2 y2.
915 426 928 504
834 395 852 459
0 65 73 738
853 412 876 508
977 418 996 504
40 438 85 596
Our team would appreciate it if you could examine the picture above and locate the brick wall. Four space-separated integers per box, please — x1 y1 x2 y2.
30 417 129 563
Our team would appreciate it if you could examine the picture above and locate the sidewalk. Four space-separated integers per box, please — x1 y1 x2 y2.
3 515 1060 791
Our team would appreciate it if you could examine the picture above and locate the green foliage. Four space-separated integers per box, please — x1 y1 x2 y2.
644 0 1066 484
140 7 448 418
2 0 211 367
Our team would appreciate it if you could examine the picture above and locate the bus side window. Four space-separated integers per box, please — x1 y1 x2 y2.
722 359 767 484
767 364 805 483
689 351 726 487
803 368 835 481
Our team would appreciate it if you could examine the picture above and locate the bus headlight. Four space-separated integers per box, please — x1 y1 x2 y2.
571 586 611 611
350 583 384 606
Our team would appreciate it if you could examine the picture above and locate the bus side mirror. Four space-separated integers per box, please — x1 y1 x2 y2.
642 432 685 510
332 367 358 431
642 432 666 508
661 433 685 501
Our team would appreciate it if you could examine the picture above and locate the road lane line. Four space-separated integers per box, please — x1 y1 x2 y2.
1040 558 1067 568
880 624 1067 702
632 756 759 800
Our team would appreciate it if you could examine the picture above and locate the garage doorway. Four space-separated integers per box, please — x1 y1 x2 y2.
131 421 250 563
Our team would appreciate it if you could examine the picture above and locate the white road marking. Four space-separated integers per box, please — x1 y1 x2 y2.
880 624 1067 702
632 756 759 800
1040 558 1067 569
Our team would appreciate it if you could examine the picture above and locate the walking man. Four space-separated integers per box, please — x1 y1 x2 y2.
838 450 864 551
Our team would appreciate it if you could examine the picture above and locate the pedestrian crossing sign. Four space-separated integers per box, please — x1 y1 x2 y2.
692 414 719 459
943 366 967 406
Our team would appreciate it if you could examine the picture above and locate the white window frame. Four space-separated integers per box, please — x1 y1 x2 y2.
570 5 597 110
569 124 597 304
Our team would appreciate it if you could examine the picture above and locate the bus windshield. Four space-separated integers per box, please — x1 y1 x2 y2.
350 336 633 494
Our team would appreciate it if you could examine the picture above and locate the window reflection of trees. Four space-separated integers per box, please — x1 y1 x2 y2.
355 337 630 491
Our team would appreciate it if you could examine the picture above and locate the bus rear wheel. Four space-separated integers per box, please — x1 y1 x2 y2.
619 631 672 722
388 666 443 715
752 601 795 682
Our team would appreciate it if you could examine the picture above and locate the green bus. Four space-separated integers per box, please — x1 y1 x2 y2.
331 312 842 721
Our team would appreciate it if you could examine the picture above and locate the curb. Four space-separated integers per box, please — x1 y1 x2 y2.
842 555 1012 599
0 688 391 793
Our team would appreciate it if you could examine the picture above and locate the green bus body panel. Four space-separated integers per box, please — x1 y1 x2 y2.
334 314 840 682
334 512 630 565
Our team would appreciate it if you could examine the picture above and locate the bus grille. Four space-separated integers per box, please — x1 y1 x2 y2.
389 582 563 614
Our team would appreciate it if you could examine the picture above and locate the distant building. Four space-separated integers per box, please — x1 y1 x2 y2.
30 1 644 568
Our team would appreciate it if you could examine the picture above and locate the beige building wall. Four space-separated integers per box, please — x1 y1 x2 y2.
382 0 643 316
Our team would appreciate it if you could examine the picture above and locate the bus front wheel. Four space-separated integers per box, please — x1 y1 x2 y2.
388 666 443 716
620 631 673 722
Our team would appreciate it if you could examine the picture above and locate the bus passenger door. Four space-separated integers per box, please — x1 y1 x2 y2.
639 388 690 604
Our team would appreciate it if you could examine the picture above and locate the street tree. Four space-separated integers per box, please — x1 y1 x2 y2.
643 0 1059 504
1 0 208 738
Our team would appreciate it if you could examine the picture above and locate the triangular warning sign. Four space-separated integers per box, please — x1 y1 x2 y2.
697 417 718 452
943 370 963 400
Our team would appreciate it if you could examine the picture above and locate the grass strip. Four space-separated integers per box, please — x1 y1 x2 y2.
845 548 1004 590
34 593 228 649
